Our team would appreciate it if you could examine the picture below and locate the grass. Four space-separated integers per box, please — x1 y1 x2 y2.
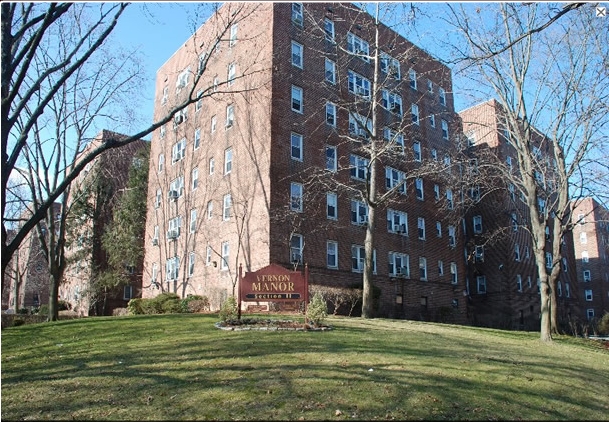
1 314 608 421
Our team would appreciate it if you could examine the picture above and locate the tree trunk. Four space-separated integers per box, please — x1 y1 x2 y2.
539 276 552 342
362 205 376 318
47 272 60 321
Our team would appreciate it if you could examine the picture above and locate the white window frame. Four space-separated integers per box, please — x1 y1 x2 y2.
419 257 427 281
583 270 591 282
418 217 426 240
291 41 303 68
350 154 369 180
386 167 406 194
290 182 303 212
346 32 369 62
415 178 424 200
188 252 195 277
229 24 238 47
207 200 213 219
409 68 417 90
380 52 400 79
448 225 456 248
291 85 303 113
387 209 408 235
450 262 458 284
190 208 197 233
223 194 232 221
226 105 234 128
192 167 199 191
324 18 335 42
155 189 162 209
221 241 229 270
227 62 236 86
326 145 337 172
439 87 446 106
351 200 368 225
389 252 410 277
413 141 422 162
290 234 303 263
172 138 186 163
348 112 372 139
585 289 593 301
291 132 303 161
473 215 483 234
348 70 371 99
412 104 419 125
514 243 521 262
351 245 376 273
166 256 180 281
327 240 338 269
429 113 436 128
158 154 164 173
206 246 212 266
441 119 449 140
477 275 487 294
327 192 337 220
224 148 233 174
291 2 303 26
324 58 336 84
381 90 402 115
326 102 337 127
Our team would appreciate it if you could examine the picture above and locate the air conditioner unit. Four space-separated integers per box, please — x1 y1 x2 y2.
394 225 401 233
166 228 180 240
152 238 159 246
390 104 402 114
359 216 368 225
174 114 184 125
399 267 409 277
168 190 179 200
291 253 302 263
356 86 367 96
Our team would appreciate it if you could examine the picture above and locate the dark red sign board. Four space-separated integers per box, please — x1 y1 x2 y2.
238 263 309 319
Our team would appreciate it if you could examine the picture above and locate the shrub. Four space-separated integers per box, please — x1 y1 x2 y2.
58 300 72 311
219 296 238 322
37 305 49 315
17 308 29 315
127 298 143 315
161 298 182 314
112 307 129 316
13 318 25 327
187 298 210 313
598 312 609 336
306 292 327 327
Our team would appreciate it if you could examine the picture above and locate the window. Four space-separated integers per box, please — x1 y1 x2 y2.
190 209 197 233
166 256 180 281
206 246 212 266
169 176 184 199
381 90 402 114
224 148 233 174
508 184 515 200
191 168 199 190
226 105 234 128
155 189 162 208
176 67 190 92
326 102 337 127
431 148 438 161
229 24 238 47
419 257 427 280
327 241 338 269
291 2 303 26
438 260 444 276
557 281 562 297
161 86 168 105
436 221 442 238
427 79 433 93
291 41 303 68
195 90 203 112
172 138 186 163
511 213 518 231
415 178 424 200
434 184 440 200
587 308 595 320
291 132 303 161
475 245 484 262
439 87 446 106
538 197 546 214
477 275 487 294
446 189 454 209
580 232 588 244
525 246 530 260
583 270 591 282
327 192 337 219
349 112 372 139
221 241 229 270
448 225 456 248
441 120 449 140
506 156 513 171
450 262 458 284
517 275 523 292
350 154 369 180
387 209 408 235
545 252 553 269
209 158 215 175
211 115 217 133
124 285 133 300
158 154 164 173
193 128 201 150
290 182 303 212
351 245 376 273
351 200 368 225
565 282 570 298
577 214 586 225
413 141 422 161
324 58 336 84
188 252 195 277
411 104 419 125
290 234 303 263
346 32 369 62
409 68 417 90
168 216 182 238
514 243 521 261
326 145 337 172
585 289 593 301
418 217 426 240
473 215 483 234
582 251 589 263
223 194 232 221
227 62 236 86
389 252 410 277
386 167 406 194
380 52 400 79
160 124 166 139
213 76 219 92
348 70 371 98
152 225 159 245
291 85 303 113
429 114 435 128
383 128 404 153
207 200 213 219
324 18 335 41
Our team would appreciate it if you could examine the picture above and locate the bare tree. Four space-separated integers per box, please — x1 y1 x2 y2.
447 3 609 341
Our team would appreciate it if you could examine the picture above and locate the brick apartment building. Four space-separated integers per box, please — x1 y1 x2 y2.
571 197 609 322
6 203 60 312
459 100 579 330
61 130 147 316
143 2 470 323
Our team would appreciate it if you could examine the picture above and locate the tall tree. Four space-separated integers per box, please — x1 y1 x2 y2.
447 3 609 341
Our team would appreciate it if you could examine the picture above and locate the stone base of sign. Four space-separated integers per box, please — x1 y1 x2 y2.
214 319 332 331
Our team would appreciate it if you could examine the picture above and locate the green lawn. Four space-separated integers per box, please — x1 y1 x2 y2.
2 314 608 421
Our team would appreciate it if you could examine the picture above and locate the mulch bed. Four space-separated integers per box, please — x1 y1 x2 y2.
215 318 331 331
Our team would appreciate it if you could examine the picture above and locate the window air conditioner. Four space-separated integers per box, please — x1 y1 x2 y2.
291 253 302 263
152 238 159 246
359 215 368 225
168 190 179 200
